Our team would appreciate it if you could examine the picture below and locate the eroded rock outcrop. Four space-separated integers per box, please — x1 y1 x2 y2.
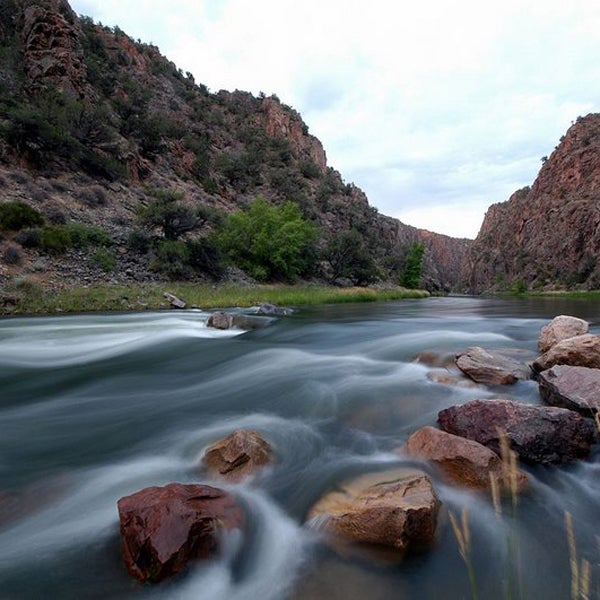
307 469 440 557
466 115 600 292
202 429 273 483
438 399 596 464
117 483 244 582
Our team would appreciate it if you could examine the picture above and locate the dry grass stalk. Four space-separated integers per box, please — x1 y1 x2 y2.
594 411 600 435
489 472 502 520
580 559 591 600
449 507 479 600
566 511 579 600
497 429 519 509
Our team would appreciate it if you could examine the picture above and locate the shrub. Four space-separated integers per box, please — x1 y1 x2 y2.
323 229 378 285
40 225 71 254
14 228 41 248
185 237 224 280
137 189 197 240
127 229 151 254
63 223 112 248
2 245 22 265
0 201 44 231
90 247 117 272
401 243 425 289
152 239 193 279
218 196 318 281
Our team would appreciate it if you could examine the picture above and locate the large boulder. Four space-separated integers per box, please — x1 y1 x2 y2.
117 483 244 583
206 311 268 330
532 334 600 373
438 399 596 464
202 429 273 483
538 315 589 353
404 426 527 491
306 469 440 557
538 365 600 416
455 347 530 385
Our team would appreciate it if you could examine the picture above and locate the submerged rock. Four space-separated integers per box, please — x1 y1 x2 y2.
257 302 293 316
206 311 268 330
438 399 596 464
538 365 600 416
307 469 440 558
202 429 273 483
404 426 528 491
117 483 244 583
455 347 530 385
532 334 600 373
538 315 589 353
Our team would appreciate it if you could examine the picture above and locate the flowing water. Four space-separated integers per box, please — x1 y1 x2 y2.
1 296 600 599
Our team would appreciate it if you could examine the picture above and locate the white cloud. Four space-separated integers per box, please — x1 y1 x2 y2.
69 0 600 238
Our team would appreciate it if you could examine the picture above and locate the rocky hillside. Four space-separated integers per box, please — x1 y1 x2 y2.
0 0 469 293
465 114 600 293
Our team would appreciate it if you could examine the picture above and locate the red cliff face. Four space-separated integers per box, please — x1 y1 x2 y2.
466 114 600 292
18 0 90 99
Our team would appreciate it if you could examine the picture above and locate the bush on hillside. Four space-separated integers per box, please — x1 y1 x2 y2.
0 201 44 231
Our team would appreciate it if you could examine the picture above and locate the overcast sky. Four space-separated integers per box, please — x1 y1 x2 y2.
69 0 600 239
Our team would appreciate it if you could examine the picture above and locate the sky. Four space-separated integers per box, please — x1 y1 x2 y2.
69 0 600 239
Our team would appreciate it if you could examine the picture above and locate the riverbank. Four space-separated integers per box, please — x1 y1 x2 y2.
0 282 429 315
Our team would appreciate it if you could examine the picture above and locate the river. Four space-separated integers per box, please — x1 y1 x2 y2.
1 296 599 599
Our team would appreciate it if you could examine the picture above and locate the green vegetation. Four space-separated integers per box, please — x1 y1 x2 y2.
1 282 428 315
401 242 425 289
218 197 317 281
90 247 117 272
323 228 378 285
0 201 44 230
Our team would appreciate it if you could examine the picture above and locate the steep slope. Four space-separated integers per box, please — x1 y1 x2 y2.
466 115 600 293
0 0 469 292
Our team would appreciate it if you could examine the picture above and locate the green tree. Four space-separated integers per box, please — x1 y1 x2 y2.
138 189 201 240
323 228 377 285
401 242 425 289
218 196 317 281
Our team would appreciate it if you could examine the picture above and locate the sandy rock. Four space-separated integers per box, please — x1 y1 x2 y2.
203 429 273 482
307 469 440 557
163 291 186 308
206 311 268 330
438 399 596 464
455 346 530 385
117 483 244 582
404 426 528 491
538 365 600 416
532 334 600 373
538 315 589 353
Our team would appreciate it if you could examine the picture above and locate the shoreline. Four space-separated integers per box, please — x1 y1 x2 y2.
0 282 430 316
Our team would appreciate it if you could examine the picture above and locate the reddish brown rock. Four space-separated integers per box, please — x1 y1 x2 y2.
404 426 528 491
455 347 530 385
438 399 596 464
538 315 589 353
538 365 600 416
532 334 600 373
203 429 273 482
117 483 244 583
307 469 440 557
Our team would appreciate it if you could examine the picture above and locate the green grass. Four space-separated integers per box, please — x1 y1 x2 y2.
1 282 429 315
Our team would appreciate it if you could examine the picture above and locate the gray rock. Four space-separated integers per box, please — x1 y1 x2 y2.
455 346 530 385
163 291 186 309
538 315 589 353
538 364 600 416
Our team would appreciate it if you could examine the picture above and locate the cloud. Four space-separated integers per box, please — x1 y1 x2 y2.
69 0 600 238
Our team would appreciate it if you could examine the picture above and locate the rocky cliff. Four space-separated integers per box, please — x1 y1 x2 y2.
0 0 469 292
466 114 600 293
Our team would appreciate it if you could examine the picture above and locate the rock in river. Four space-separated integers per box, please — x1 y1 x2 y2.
404 426 528 491
455 347 530 385
117 483 244 582
307 468 440 558
538 315 589 353
538 364 600 416
203 429 273 483
532 334 600 373
438 399 596 464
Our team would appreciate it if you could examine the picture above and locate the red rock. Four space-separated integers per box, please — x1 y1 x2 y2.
307 469 440 557
538 365 600 416
404 426 528 491
438 399 596 464
203 429 273 482
532 334 600 373
117 483 244 582
455 347 530 385
538 315 589 353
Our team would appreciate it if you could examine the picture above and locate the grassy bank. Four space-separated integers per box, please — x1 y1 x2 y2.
1 282 429 315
